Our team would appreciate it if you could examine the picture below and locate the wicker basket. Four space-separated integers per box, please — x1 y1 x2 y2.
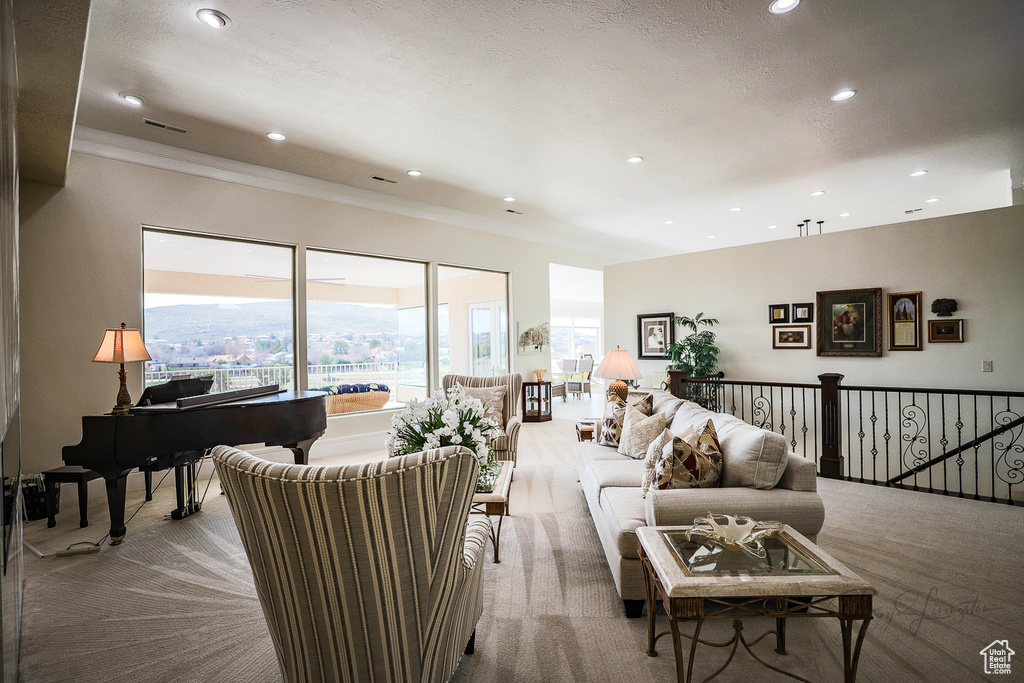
326 390 390 415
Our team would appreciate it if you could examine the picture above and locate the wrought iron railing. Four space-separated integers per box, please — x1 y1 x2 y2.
669 371 1023 505
145 361 402 394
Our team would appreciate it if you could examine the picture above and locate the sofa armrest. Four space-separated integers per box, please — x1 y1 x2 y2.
775 453 818 492
505 414 522 450
644 486 826 537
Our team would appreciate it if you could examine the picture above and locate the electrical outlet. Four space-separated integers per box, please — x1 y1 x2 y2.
983 361 993 372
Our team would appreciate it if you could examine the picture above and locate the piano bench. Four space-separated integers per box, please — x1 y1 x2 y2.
43 467 101 529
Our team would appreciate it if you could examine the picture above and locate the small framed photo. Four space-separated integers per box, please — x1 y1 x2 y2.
637 312 674 359
928 319 964 343
792 302 814 323
769 304 790 324
888 291 922 351
773 324 812 349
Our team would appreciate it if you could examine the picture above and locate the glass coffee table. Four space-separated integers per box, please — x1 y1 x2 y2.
636 524 875 683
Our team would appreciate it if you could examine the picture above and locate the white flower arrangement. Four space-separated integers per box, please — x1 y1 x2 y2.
385 384 503 490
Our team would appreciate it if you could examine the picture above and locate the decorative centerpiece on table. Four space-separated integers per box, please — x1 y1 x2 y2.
385 384 503 492
685 512 783 559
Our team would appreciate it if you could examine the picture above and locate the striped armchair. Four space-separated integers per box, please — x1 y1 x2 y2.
442 373 523 467
212 445 490 683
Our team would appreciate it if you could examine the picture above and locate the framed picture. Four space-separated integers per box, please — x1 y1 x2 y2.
928 319 964 343
637 312 674 360
816 288 883 357
517 321 550 355
888 291 922 351
769 304 789 324
792 302 814 323
773 324 811 349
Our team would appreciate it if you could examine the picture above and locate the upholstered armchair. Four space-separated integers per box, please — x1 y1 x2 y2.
212 445 490 683
441 373 523 467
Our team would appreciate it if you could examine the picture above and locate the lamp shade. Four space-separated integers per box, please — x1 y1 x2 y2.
593 346 642 381
93 323 152 363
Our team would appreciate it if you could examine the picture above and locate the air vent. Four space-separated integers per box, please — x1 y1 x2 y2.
904 207 923 215
371 175 398 184
505 209 523 215
143 118 188 134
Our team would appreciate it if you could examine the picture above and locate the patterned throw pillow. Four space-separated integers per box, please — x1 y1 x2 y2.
654 419 723 490
617 407 668 459
617 393 654 450
597 394 628 447
463 385 507 426
642 428 675 496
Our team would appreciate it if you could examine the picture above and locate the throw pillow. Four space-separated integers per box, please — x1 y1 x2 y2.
617 407 668 459
641 428 675 496
597 394 627 447
463 385 507 426
617 393 654 451
653 419 723 490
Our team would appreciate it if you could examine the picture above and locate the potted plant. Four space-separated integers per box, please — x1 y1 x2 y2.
666 313 720 377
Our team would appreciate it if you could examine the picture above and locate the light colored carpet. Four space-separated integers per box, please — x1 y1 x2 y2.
19 417 1024 682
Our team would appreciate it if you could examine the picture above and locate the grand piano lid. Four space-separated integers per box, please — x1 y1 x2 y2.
130 388 327 413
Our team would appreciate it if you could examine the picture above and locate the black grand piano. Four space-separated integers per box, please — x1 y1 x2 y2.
62 384 326 544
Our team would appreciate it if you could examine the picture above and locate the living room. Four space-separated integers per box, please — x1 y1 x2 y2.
3 1 1024 682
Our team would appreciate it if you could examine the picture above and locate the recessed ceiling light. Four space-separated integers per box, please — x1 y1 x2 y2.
769 0 800 14
910 170 928 177
839 212 851 217
767 225 778 229
196 8 231 28
730 207 742 212
503 196 516 202
707 235 716 239
406 170 422 177
266 132 286 141
664 220 674 225
811 190 825 196
119 92 145 106
831 89 857 102
926 197 940 203
627 156 643 164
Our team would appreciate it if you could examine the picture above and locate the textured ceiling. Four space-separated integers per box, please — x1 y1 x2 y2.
63 0 1024 258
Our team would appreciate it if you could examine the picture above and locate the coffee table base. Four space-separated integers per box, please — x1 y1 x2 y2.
640 550 872 683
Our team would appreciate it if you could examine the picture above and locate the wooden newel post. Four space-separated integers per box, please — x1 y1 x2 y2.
818 373 844 479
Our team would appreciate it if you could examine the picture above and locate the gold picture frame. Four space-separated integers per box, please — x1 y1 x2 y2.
888 291 922 351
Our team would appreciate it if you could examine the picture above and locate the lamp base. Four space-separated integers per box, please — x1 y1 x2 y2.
608 380 629 402
111 364 133 415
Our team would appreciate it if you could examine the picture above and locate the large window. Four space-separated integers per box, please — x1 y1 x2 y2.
306 250 427 408
549 264 604 373
143 229 296 393
438 266 509 377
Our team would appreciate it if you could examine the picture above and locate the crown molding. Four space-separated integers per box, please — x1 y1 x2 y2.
71 127 643 261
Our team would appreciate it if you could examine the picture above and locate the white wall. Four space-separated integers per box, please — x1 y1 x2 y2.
19 152 614 474
605 204 1024 391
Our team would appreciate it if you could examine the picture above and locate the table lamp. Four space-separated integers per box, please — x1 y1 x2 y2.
594 346 642 401
93 322 152 414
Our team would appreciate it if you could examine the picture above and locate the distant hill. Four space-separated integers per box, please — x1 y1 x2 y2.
145 301 400 342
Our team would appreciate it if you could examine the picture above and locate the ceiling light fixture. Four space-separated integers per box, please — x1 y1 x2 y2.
406 170 422 177
266 132 286 141
626 156 643 164
119 92 145 106
707 235 716 239
811 190 826 196
769 0 800 14
839 212 851 217
503 196 516 202
196 8 231 28
831 89 857 101
767 225 778 229
664 220 674 225
910 170 929 177
730 207 742 212
926 197 940 203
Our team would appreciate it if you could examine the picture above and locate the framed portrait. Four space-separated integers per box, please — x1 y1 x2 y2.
928 319 964 343
637 312 674 360
773 324 811 349
792 302 814 323
816 288 883 357
769 303 789 324
888 291 922 351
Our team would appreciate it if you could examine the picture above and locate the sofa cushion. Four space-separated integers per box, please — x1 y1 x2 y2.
597 395 627 447
651 393 684 418
618 408 668 459
598 487 648 559
586 459 647 489
641 428 675 496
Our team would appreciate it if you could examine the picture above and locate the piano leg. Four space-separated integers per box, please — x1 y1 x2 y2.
285 438 316 465
105 475 128 545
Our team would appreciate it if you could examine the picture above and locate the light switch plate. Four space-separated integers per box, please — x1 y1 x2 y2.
983 360 993 372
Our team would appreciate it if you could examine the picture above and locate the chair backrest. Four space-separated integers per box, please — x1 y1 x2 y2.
559 358 577 374
576 357 595 377
213 445 480 683
442 373 523 424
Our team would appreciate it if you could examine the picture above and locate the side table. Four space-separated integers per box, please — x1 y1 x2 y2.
470 461 513 562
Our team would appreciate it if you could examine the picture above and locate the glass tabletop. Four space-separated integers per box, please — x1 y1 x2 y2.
664 530 832 576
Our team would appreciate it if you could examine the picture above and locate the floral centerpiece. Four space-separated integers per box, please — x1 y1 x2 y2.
385 384 503 492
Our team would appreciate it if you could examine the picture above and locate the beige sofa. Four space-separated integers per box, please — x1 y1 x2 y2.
578 390 825 617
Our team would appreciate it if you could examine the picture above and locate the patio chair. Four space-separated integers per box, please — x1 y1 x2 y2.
567 357 594 399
